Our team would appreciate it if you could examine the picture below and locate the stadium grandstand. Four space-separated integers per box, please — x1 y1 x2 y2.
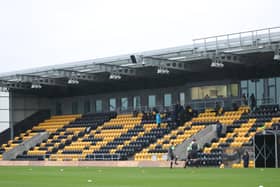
0 26 280 170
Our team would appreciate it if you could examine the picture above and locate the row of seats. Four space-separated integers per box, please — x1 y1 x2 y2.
232 160 255 168
117 122 171 160
0 130 36 155
49 114 142 161
203 105 280 168
203 107 251 153
134 110 213 161
16 113 115 161
186 151 223 167
26 125 83 158
0 114 81 160
3 105 278 167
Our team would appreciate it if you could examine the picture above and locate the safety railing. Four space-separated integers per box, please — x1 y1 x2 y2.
111 105 176 114
193 27 280 53
187 99 225 112
85 153 121 161
97 97 279 115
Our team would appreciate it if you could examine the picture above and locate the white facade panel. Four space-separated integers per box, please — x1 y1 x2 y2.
0 97 9 109
0 90 9 132
0 123 9 133
0 110 9 121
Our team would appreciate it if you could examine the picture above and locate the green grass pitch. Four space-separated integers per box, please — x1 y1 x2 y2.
0 166 279 187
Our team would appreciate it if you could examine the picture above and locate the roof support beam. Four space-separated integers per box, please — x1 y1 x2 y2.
142 56 193 71
49 69 106 82
0 80 30 90
9 74 66 86
213 53 243 64
96 64 137 76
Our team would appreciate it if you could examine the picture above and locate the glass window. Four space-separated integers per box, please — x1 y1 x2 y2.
230 84 239 97
269 78 276 86
267 77 276 104
277 77 280 104
133 96 141 110
269 86 276 104
164 93 172 107
95 100 102 113
240 80 248 98
256 79 264 105
191 85 227 100
109 98 116 111
179 92 185 106
84 100 91 114
241 88 248 98
247 79 264 106
72 102 78 114
148 95 156 108
121 97 128 111
248 80 256 96
241 80 248 89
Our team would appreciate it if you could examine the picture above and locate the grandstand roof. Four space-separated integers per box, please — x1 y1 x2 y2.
1 27 280 96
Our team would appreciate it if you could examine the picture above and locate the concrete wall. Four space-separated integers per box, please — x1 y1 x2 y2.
2 132 49 160
11 93 50 125
0 160 186 167
174 125 217 160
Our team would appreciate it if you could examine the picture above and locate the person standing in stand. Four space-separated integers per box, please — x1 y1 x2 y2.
156 111 161 128
250 94 256 111
242 93 248 106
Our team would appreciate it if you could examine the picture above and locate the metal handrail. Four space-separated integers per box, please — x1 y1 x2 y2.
194 26 280 41
186 99 225 111
112 104 177 114
85 153 121 161
193 27 280 52
100 96 279 114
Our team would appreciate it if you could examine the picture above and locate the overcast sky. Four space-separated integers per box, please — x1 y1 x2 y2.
0 0 279 73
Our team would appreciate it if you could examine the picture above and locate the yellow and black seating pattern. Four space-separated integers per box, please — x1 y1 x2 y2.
0 114 81 160
232 160 255 168
50 114 142 161
33 112 116 161
203 106 280 168
134 109 216 161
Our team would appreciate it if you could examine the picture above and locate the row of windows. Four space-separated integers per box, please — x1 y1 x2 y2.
56 83 240 115
57 83 240 115
241 77 280 105
53 79 279 115
90 94 174 113
191 83 239 100
56 93 185 115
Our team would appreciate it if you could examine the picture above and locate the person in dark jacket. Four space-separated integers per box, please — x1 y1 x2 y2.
168 143 178 168
184 105 193 122
142 110 147 120
250 94 256 111
242 93 248 106
184 139 200 168
242 151 249 168
190 139 199 160
216 123 222 137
